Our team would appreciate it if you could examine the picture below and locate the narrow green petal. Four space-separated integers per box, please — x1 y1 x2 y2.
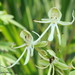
34 24 51 44
59 11 75 25
41 18 50 21
34 20 50 23
30 46 34 56
36 64 49 69
14 43 26 49
48 65 52 75
7 48 27 68
39 60 49 66
32 31 40 37
52 65 54 75
55 25 61 45
56 69 63 75
24 47 30 65
34 41 48 48
48 25 55 41
39 53 49 61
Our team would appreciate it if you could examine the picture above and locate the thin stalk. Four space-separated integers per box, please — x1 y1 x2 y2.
34 24 51 44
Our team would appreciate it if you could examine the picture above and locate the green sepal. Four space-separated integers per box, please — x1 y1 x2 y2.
38 60 49 66
47 50 56 57
54 61 69 70
34 41 48 48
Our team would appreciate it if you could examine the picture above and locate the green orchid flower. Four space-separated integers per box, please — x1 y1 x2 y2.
34 7 75 45
36 50 69 75
7 30 47 68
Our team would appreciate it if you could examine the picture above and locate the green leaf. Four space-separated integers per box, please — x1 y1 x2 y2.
0 56 15 75
0 41 14 51
9 20 25 30
34 41 48 47
2 53 17 64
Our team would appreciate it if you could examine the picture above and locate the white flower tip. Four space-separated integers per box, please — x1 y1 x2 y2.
48 33 54 41
24 49 30 65
24 62 28 65
48 36 53 41
24 59 29 65
32 31 40 37
33 20 37 22
24 57 29 65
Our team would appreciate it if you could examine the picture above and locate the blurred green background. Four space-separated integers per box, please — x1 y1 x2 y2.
0 0 75 75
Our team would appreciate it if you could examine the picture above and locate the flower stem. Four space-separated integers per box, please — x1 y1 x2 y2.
34 24 51 44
